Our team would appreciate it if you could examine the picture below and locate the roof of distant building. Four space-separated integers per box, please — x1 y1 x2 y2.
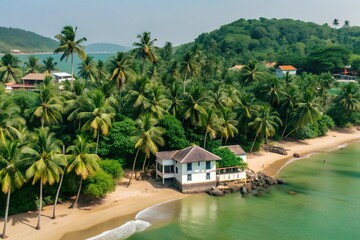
21 73 46 81
52 72 72 77
220 145 247 155
278 65 297 71
230 64 244 70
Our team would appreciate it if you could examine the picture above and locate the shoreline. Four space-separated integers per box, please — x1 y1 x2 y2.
1 127 360 239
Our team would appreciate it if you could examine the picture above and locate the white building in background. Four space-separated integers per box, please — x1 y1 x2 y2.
276 65 297 78
52 72 74 83
156 146 221 193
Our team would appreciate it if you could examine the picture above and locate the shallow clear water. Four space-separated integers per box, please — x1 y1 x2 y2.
129 141 360 240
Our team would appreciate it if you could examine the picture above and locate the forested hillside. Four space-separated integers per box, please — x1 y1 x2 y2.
176 18 360 70
0 27 58 53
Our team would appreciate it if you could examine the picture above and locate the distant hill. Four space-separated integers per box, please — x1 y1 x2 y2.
175 18 360 67
0 27 58 53
85 43 132 53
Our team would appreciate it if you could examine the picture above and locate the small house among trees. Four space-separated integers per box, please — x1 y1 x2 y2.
276 65 297 78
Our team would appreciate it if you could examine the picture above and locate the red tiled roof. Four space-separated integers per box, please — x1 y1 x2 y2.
278 65 297 71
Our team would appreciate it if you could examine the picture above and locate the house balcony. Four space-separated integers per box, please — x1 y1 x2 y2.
216 167 246 182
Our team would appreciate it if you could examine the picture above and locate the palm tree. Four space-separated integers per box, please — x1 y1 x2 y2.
132 32 158 75
32 82 64 128
334 83 360 122
167 82 184 118
249 105 282 152
66 135 100 208
145 83 171 119
236 93 259 135
240 60 263 84
52 145 66 219
209 85 233 109
54 26 87 78
125 76 151 115
95 59 107 81
343 20 350 28
78 89 115 154
42 57 58 74
179 51 200 94
333 19 339 28
107 52 135 99
219 107 238 145
284 90 322 139
0 138 27 239
24 55 41 74
25 128 65 230
201 110 224 148
128 114 165 186
77 55 97 81
0 95 26 142
0 54 22 83
182 86 211 127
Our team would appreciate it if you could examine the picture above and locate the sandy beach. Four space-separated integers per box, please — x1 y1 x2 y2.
1 127 360 240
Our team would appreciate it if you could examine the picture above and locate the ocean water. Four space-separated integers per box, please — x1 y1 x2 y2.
120 141 360 240
16 52 115 73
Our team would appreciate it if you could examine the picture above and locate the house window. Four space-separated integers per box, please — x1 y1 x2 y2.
187 163 192 171
176 167 178 174
198 162 200 166
187 174 192 181
206 161 211 169
206 172 210 180
164 165 174 173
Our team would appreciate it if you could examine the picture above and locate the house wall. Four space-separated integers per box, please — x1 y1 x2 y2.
276 69 296 78
177 161 216 184
217 171 246 182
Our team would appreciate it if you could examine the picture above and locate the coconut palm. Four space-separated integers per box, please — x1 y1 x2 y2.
249 105 282 152
241 60 263 84
182 86 211 127
0 138 27 239
32 82 64 128
52 145 66 219
42 56 58 74
145 83 171 119
78 89 115 154
24 55 41 74
77 55 97 81
66 135 100 208
25 128 65 230
54 25 87 78
201 110 224 148
95 59 107 81
209 85 233 109
128 114 165 186
343 20 350 28
0 54 22 83
107 52 135 99
125 76 151 115
167 82 184 118
132 32 158 75
333 19 339 28
0 95 26 142
219 107 238 145
179 51 200 94
334 83 360 122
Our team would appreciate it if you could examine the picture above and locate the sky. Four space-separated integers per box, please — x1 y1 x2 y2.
2 0 360 47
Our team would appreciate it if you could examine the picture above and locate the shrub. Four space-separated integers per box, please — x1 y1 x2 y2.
212 148 247 170
100 159 124 180
83 170 116 198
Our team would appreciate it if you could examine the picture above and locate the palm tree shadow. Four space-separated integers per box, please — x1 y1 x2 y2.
11 211 37 229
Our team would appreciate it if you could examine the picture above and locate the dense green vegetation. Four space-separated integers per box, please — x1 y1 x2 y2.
0 27 58 53
0 19 360 238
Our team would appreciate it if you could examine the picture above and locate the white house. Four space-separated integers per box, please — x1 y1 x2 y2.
276 65 297 78
156 146 221 193
52 72 74 83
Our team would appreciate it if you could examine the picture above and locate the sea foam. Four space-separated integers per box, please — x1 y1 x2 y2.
87 220 151 240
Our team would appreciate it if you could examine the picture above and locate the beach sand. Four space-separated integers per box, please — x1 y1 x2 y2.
1 127 360 240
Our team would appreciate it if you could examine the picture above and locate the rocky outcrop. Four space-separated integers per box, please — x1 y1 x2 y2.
205 168 284 197
263 145 288 155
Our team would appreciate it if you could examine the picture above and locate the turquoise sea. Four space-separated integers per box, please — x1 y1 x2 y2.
16 53 116 73
116 141 360 240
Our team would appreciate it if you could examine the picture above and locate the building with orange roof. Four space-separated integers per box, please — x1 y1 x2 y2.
276 65 297 78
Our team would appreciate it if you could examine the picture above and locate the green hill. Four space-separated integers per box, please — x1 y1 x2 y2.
85 43 132 53
0 27 58 53
175 18 360 67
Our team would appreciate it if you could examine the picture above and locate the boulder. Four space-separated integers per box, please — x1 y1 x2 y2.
241 186 248 194
293 153 300 158
288 191 297 195
276 179 286 185
206 188 225 196
263 145 288 155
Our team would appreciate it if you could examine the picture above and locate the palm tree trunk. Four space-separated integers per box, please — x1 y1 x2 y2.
183 71 188 94
203 130 208 149
127 148 140 187
71 53 74 80
1 187 11 239
283 127 298 140
137 155 148 180
142 60 146 76
36 181 43 230
52 145 66 219
69 178 82 209
95 131 100 154
250 134 258 152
